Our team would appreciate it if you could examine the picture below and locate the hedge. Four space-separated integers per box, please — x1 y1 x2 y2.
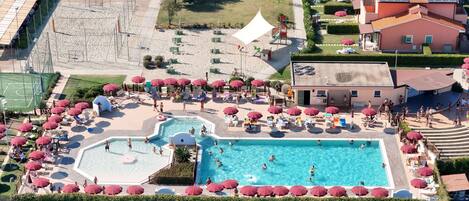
149 163 195 185
324 2 354 15
291 53 468 67
12 194 419 201
301 0 320 53
326 24 359 34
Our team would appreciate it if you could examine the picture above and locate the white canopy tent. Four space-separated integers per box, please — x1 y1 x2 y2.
232 10 275 45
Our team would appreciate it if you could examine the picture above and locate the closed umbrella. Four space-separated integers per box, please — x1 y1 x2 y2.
84 184 103 194
131 76 145 84
126 185 144 195
151 79 165 87
251 79 264 87
351 186 368 196
229 80 244 89
240 186 257 196
36 136 52 146
164 78 178 86
329 186 346 197
222 179 238 189
48 115 63 123
104 185 122 195
56 99 70 107
411 178 427 188
32 177 49 188
223 107 239 115
207 183 224 193
247 111 263 120
25 161 42 171
290 185 308 196
10 136 27 146
18 123 33 132
371 187 389 198
407 131 423 141
42 121 58 130
325 106 340 114
268 106 282 114
177 78 191 86
63 184 80 193
103 83 119 93
68 108 82 116
401 144 417 154
417 167 433 177
272 186 289 196
75 102 90 110
28 150 45 161
361 108 377 116
287 107 302 116
311 186 328 197
257 186 273 197
304 107 320 116
185 185 203 195
51 107 65 114
192 79 207 87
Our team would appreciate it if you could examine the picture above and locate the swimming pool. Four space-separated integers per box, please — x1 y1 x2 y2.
197 139 392 187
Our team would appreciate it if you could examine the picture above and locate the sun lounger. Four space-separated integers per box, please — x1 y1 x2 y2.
73 116 85 124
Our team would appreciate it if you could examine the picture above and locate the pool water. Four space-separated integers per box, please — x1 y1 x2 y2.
198 139 390 187
151 118 208 146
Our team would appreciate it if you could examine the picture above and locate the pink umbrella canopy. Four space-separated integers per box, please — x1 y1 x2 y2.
18 123 33 132
229 80 244 88
75 102 90 110
341 38 355 45
223 107 239 115
304 107 320 116
287 107 302 116
207 183 224 193
290 185 308 196
417 167 433 177
0 124 5 133
151 79 165 87
268 106 283 114
257 186 273 197
335 11 347 17
51 107 65 114
177 78 191 86
131 76 145 84
36 136 52 145
329 186 347 197
104 185 122 195
251 79 264 87
10 136 27 146
466 70 469 76
68 108 82 116
240 186 257 196
352 186 369 196
247 111 263 120
28 150 45 161
185 185 203 195
32 177 50 188
56 99 70 107
361 108 377 116
325 106 340 114
48 115 63 124
164 78 178 86
411 178 428 188
222 179 238 189
371 187 389 198
462 63 469 69
272 186 289 196
42 121 58 130
63 184 80 193
192 79 208 87
25 161 42 171
311 186 328 197
103 83 120 93
84 184 103 194
401 144 417 154
465 58 469 63
211 80 226 88
407 131 423 141
127 185 145 195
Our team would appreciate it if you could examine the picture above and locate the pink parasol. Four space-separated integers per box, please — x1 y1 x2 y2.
251 79 264 87
103 83 120 93
36 136 52 145
287 107 302 116
361 108 377 116
68 108 82 116
371 187 389 198
257 186 273 197
84 184 103 194
164 78 178 86
304 107 320 116
10 136 27 146
464 58 469 63
352 186 369 196
131 76 145 84
329 186 347 197
63 184 80 193
104 185 122 195
75 102 90 110
0 124 5 133
32 177 50 188
411 178 428 188
51 107 65 114
341 38 355 45
192 79 208 87
407 131 423 141
311 186 328 197
272 186 289 196
42 121 58 130
206 183 224 193
25 161 42 171
28 150 45 161
229 80 244 88
223 107 239 115
240 186 257 196
247 111 263 120
126 185 145 195
211 80 226 88
401 144 417 154
185 185 203 195
48 115 63 124
335 11 347 17
177 78 191 86
268 106 283 114
462 63 469 69
151 79 165 87
417 167 433 177
18 123 33 132
325 106 340 114
56 99 70 107
222 179 238 189
290 185 308 196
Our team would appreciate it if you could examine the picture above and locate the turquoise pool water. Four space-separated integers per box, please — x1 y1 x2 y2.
151 117 208 146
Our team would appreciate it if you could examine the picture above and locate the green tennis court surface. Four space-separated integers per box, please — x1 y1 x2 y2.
0 73 54 112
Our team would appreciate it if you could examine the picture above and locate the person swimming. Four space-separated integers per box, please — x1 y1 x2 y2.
262 163 267 170
228 141 233 146
360 144 366 149
208 151 213 156
269 155 276 162
309 165 316 176
219 148 224 154
349 140 354 145
316 140 321 145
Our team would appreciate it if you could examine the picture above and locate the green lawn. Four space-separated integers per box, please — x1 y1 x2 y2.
320 34 359 44
157 0 294 27
270 65 291 81
0 130 24 196
62 75 126 99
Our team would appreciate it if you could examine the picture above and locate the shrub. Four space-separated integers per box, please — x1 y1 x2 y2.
143 60 154 69
423 45 432 55
155 55 164 62
150 162 195 185
451 82 464 93
327 23 359 34
174 147 191 163
270 80 283 92
301 0 320 53
324 2 354 14
70 85 104 103
166 67 179 75
143 55 152 61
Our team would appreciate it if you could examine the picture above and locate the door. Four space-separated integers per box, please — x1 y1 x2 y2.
303 90 311 105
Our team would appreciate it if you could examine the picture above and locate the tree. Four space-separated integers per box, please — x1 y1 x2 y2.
174 147 191 163
162 0 182 25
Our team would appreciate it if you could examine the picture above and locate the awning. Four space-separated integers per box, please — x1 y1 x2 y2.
441 174 469 192
232 10 274 45
403 72 455 91
359 24 374 34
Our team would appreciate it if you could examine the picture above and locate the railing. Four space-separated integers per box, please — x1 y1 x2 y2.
425 139 441 159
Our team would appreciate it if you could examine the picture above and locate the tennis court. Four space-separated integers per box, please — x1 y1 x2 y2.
0 73 54 112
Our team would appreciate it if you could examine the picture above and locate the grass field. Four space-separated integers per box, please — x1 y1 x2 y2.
157 0 294 27
320 34 359 44
62 75 126 99
270 65 291 81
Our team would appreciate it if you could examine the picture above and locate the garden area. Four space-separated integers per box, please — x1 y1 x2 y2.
61 75 126 104
156 0 293 28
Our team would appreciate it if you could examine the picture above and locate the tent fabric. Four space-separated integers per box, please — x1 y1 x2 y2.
93 96 112 116
232 10 275 45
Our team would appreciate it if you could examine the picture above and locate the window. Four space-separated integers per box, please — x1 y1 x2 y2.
402 35 413 44
374 90 381 98
351 90 358 97
317 90 326 97
424 35 433 44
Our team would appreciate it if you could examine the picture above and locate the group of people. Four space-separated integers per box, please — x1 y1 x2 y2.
188 125 208 137
103 137 164 155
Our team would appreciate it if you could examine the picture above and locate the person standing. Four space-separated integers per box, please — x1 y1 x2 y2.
160 102 164 113
200 100 205 112
105 140 110 152
183 101 186 112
